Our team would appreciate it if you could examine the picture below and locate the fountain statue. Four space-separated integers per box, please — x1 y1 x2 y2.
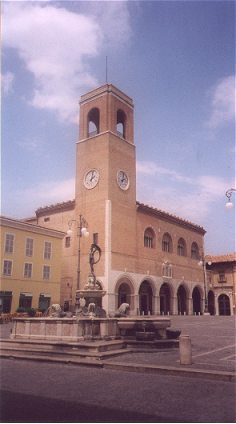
75 242 106 317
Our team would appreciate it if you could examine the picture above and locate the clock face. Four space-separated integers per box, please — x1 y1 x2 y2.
84 169 100 189
117 170 129 190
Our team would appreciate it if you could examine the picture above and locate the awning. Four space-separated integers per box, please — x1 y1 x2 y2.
20 292 33 297
39 293 51 298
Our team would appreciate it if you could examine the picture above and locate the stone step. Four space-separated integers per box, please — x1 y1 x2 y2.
0 338 129 360
0 346 130 361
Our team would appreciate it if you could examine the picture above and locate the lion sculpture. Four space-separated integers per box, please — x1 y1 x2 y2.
114 303 130 317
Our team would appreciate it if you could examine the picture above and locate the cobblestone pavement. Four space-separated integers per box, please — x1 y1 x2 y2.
106 315 236 373
1 357 235 423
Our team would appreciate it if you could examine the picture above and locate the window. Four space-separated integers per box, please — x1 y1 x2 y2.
162 262 172 278
43 265 50 280
162 233 173 253
5 234 14 254
65 237 71 248
177 238 187 256
219 272 226 283
26 238 34 257
24 263 32 278
19 293 32 309
44 241 52 260
144 228 155 248
3 260 12 276
191 242 199 260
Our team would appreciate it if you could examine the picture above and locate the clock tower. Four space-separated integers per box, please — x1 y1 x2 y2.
75 84 137 311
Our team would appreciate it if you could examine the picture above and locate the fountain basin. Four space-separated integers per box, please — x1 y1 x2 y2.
117 317 171 339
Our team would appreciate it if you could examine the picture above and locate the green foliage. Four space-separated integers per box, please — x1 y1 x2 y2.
26 308 36 317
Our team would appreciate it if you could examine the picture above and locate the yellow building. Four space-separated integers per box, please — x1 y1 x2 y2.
27 83 214 316
0 216 65 313
206 253 236 316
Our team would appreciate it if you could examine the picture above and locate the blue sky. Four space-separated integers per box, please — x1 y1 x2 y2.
1 1 235 255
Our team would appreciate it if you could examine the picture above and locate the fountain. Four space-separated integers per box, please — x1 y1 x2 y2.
8 242 180 355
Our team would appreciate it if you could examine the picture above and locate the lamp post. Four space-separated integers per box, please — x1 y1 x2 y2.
198 256 212 314
225 188 236 209
67 215 89 299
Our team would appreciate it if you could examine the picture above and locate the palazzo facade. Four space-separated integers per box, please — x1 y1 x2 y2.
27 83 212 316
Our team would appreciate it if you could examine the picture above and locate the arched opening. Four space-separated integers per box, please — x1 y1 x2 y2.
177 285 187 315
139 281 153 315
191 242 199 260
118 283 131 308
87 108 100 137
177 238 187 257
116 109 126 138
218 294 230 316
160 283 171 315
144 227 155 248
208 290 215 315
192 287 201 315
162 233 173 253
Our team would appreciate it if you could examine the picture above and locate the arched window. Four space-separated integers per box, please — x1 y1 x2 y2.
144 227 155 248
116 109 126 138
177 238 187 256
162 233 173 253
191 242 199 259
87 108 100 137
162 262 172 278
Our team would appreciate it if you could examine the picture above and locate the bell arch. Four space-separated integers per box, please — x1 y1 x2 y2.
116 109 126 138
87 107 100 137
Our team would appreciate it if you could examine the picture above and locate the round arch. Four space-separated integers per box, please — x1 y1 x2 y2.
218 294 230 316
192 286 202 315
177 284 189 315
139 280 154 315
114 276 135 311
159 282 172 315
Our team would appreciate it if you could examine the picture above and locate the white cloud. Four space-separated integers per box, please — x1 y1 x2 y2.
207 75 235 129
2 2 132 122
137 160 234 224
1 71 15 95
5 178 75 218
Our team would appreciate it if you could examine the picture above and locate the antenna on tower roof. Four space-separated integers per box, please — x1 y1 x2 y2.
105 56 108 83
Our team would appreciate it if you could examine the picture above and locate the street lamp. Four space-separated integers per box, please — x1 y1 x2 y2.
225 188 236 209
198 256 212 314
67 215 89 294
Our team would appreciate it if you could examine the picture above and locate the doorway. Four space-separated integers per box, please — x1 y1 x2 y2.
218 294 230 316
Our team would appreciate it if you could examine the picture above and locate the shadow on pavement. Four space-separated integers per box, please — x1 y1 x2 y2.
1 390 186 423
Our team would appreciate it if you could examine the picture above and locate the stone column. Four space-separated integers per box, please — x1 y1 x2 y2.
134 294 140 316
172 296 178 315
188 297 193 315
153 295 160 315
215 294 219 315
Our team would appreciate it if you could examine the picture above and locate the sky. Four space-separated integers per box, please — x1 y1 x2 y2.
1 0 235 255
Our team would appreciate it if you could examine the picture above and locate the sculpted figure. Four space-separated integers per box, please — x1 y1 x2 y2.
114 303 130 317
46 304 66 317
